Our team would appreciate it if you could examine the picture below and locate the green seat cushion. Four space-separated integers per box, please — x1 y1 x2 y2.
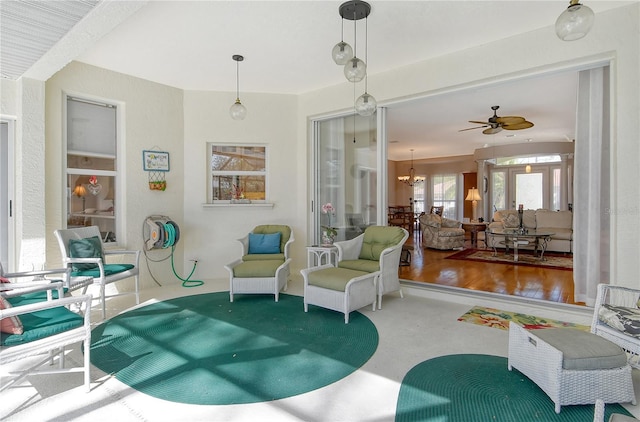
533 327 628 370
68 236 104 271
233 260 284 278
359 226 405 261
338 259 380 273
307 267 369 292
6 288 66 307
71 263 134 278
1 305 83 346
242 253 286 261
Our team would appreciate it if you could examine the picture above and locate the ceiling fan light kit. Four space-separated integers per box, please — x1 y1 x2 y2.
556 0 595 41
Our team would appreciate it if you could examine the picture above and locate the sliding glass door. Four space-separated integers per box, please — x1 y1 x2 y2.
312 113 378 243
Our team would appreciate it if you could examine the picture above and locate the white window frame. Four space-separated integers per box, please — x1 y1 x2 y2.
207 143 268 204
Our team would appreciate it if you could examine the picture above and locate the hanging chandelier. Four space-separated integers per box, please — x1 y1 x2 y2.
229 54 247 120
332 1 377 117
398 149 425 187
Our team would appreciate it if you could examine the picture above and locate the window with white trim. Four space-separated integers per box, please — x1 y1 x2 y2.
65 96 118 243
208 144 267 203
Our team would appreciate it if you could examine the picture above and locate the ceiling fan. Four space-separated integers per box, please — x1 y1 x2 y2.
459 105 534 135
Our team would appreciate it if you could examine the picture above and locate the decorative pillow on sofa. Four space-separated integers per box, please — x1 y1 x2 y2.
502 213 520 228
598 304 640 337
0 295 24 335
248 232 282 254
69 236 104 271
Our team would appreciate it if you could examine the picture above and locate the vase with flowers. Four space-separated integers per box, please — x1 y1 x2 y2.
321 202 337 245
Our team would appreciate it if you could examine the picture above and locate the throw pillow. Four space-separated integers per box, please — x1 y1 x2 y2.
0 276 9 283
502 213 520 228
69 236 104 271
248 232 282 254
0 295 24 335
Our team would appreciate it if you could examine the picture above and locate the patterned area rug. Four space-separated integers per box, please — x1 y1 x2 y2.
446 248 573 270
396 354 633 422
458 306 590 331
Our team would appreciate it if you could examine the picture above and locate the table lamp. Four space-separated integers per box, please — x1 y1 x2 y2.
465 187 482 222
73 184 87 212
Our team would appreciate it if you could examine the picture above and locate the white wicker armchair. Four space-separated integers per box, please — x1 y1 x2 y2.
592 283 640 368
334 226 409 309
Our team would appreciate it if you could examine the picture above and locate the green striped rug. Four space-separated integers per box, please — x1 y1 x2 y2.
90 292 378 404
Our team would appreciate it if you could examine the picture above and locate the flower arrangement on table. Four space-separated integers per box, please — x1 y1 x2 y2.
321 202 337 243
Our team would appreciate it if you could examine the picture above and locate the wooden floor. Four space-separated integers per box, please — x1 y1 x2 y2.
399 230 579 305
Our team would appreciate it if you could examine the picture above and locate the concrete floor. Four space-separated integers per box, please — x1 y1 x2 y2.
2 275 638 422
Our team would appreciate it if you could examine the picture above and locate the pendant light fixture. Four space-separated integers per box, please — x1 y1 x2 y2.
355 13 377 116
331 15 353 65
555 0 594 41
397 150 425 187
229 54 247 120
335 1 370 83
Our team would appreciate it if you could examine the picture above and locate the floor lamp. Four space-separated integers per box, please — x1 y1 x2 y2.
465 187 482 222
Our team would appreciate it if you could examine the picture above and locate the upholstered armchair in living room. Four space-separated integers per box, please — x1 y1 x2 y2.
419 213 465 250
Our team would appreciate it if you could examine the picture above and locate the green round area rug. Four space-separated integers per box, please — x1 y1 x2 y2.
396 354 634 422
90 292 378 405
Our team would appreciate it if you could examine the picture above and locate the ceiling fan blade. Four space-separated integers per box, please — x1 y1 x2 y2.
496 116 525 125
503 121 534 130
459 125 488 132
482 127 503 135
468 120 489 125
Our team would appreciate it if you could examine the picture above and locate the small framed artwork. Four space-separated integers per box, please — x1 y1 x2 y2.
143 150 170 171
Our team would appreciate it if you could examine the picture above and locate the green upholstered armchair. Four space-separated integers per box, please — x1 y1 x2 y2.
224 225 294 302
334 226 409 309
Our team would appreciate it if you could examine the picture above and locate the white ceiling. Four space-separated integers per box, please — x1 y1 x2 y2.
2 0 633 160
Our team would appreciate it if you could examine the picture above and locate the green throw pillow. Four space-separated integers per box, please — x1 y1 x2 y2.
69 236 103 271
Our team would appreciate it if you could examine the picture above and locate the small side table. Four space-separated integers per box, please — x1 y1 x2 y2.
462 222 487 248
307 245 338 268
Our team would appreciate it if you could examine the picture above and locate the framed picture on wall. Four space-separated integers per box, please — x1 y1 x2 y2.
143 150 170 171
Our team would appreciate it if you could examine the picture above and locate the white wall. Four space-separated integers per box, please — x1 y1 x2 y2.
299 4 640 289
45 62 185 289
182 90 301 278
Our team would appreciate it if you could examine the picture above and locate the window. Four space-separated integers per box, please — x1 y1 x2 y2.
209 145 267 203
413 182 425 214
491 171 506 212
65 96 118 243
431 174 457 219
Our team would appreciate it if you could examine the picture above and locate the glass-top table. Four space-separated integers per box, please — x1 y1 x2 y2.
486 228 555 262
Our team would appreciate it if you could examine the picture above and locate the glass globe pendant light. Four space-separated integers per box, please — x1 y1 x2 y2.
337 1 370 83
555 0 594 41
355 14 376 116
229 54 247 120
331 17 353 65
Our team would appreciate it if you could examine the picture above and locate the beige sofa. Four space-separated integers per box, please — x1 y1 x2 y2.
488 209 573 253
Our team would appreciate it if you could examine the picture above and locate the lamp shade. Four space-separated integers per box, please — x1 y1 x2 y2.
344 57 366 82
465 188 482 202
355 92 377 116
555 0 594 41
332 41 353 65
73 184 87 197
229 100 247 120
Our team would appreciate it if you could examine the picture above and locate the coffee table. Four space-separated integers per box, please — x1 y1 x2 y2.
486 228 555 262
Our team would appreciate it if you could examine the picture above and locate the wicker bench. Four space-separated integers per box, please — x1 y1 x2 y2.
508 322 636 413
